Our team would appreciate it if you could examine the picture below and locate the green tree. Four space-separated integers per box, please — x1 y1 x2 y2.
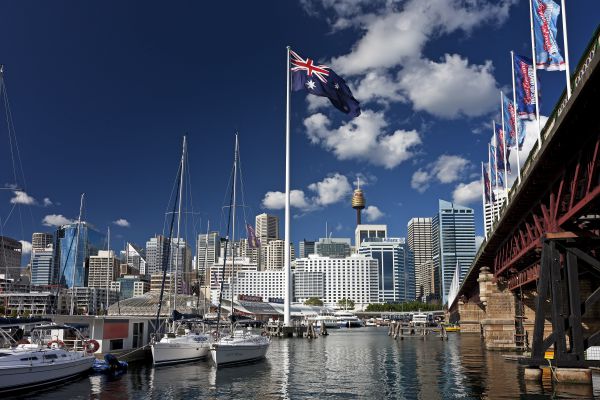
304 297 324 306
337 298 355 310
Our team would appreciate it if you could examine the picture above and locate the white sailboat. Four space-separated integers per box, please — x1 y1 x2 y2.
0 324 95 393
210 134 269 367
151 136 210 366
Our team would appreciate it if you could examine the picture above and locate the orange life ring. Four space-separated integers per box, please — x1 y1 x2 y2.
84 339 100 354
47 339 65 349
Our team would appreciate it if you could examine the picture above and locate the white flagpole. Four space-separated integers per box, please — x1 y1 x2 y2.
499 93 509 196
510 51 522 184
529 0 543 146
284 46 291 326
481 162 488 240
491 142 499 221
560 0 572 99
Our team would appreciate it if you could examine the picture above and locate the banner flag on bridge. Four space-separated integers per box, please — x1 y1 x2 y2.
489 144 504 187
483 164 495 204
532 0 566 71
513 55 538 120
502 93 525 150
495 126 511 174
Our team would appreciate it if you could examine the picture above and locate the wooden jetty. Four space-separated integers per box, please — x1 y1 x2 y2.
388 321 448 341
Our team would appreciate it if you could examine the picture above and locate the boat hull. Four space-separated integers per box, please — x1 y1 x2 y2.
0 357 94 393
151 342 209 365
210 342 269 367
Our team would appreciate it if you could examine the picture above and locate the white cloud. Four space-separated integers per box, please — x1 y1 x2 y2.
398 55 498 118
475 235 485 249
42 214 74 227
364 205 384 222
452 179 481 205
10 191 36 205
113 218 131 228
262 190 313 211
411 169 431 193
43 198 53 207
308 173 351 206
304 110 421 169
354 71 405 105
19 240 32 255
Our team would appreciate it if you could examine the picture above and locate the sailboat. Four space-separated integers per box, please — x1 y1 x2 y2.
151 136 210 366
210 134 270 367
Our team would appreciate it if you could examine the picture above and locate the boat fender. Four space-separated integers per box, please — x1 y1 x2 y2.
84 339 100 354
261 331 269 337
47 339 65 349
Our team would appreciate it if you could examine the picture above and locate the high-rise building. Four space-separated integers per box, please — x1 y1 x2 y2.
31 245 54 286
483 189 507 235
209 257 258 301
234 270 285 302
145 235 170 276
32 233 53 253
111 275 150 299
358 237 415 303
255 213 279 243
121 243 146 276
54 222 105 288
170 238 193 292
407 218 433 300
432 200 477 304
315 238 351 258
261 240 295 270
88 250 119 289
298 239 316 258
294 254 379 309
196 231 220 274
0 236 22 281
355 224 387 248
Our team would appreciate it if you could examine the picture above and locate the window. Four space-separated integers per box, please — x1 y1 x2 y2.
20 356 38 361
43 354 58 360
110 339 124 351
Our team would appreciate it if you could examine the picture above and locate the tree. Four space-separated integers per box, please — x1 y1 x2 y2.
304 297 324 306
337 298 355 310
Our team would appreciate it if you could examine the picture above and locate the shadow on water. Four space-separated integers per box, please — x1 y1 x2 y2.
6 328 600 399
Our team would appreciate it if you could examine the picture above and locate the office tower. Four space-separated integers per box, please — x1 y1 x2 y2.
170 238 193 293
88 250 119 289
121 243 146 276
407 217 433 300
54 222 105 288
432 200 477 304
355 224 387 248
315 238 351 258
31 244 54 286
358 237 415 303
255 213 279 243
483 189 508 235
294 254 378 309
112 275 150 299
298 239 316 258
234 270 285 302
0 236 22 281
261 240 295 270
196 231 220 274
145 235 170 276
32 233 53 253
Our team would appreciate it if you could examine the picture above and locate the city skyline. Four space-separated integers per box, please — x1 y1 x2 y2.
1 1 599 266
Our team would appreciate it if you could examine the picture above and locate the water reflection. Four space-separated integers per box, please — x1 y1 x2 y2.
7 329 600 399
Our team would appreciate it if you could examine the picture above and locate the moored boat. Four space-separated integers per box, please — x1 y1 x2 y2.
210 329 269 367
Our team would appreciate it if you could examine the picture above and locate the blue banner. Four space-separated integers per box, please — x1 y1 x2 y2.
502 93 525 150
489 145 503 187
513 55 538 120
532 0 565 71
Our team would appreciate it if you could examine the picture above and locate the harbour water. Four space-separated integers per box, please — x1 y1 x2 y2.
8 328 600 399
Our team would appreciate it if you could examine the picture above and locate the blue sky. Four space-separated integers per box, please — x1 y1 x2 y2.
1 1 598 262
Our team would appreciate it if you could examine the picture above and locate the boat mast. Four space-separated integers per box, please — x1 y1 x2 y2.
230 134 239 331
202 220 210 315
105 226 110 314
70 193 85 316
173 135 186 331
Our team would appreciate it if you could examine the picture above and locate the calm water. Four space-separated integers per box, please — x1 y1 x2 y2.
8 328 600 399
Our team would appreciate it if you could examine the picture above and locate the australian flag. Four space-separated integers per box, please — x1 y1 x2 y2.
246 224 260 249
532 0 565 71
514 55 539 120
502 93 525 150
290 50 361 117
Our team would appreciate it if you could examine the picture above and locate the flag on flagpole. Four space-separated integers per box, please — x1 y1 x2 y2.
483 165 495 203
494 126 511 174
513 54 539 121
502 93 525 150
490 144 504 187
290 49 361 117
246 224 261 249
532 0 566 71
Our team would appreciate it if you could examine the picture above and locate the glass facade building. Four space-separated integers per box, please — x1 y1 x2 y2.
432 200 476 304
358 237 415 303
54 222 106 288
315 238 351 258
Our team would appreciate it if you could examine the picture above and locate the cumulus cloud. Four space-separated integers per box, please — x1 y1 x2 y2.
262 173 354 213
43 198 53 207
452 179 481 205
411 155 471 193
353 71 405 105
113 219 131 228
10 191 36 205
304 110 421 169
19 240 32 254
42 214 74 227
364 205 384 222
411 169 431 193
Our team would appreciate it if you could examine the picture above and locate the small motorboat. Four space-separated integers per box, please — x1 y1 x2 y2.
92 354 128 375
